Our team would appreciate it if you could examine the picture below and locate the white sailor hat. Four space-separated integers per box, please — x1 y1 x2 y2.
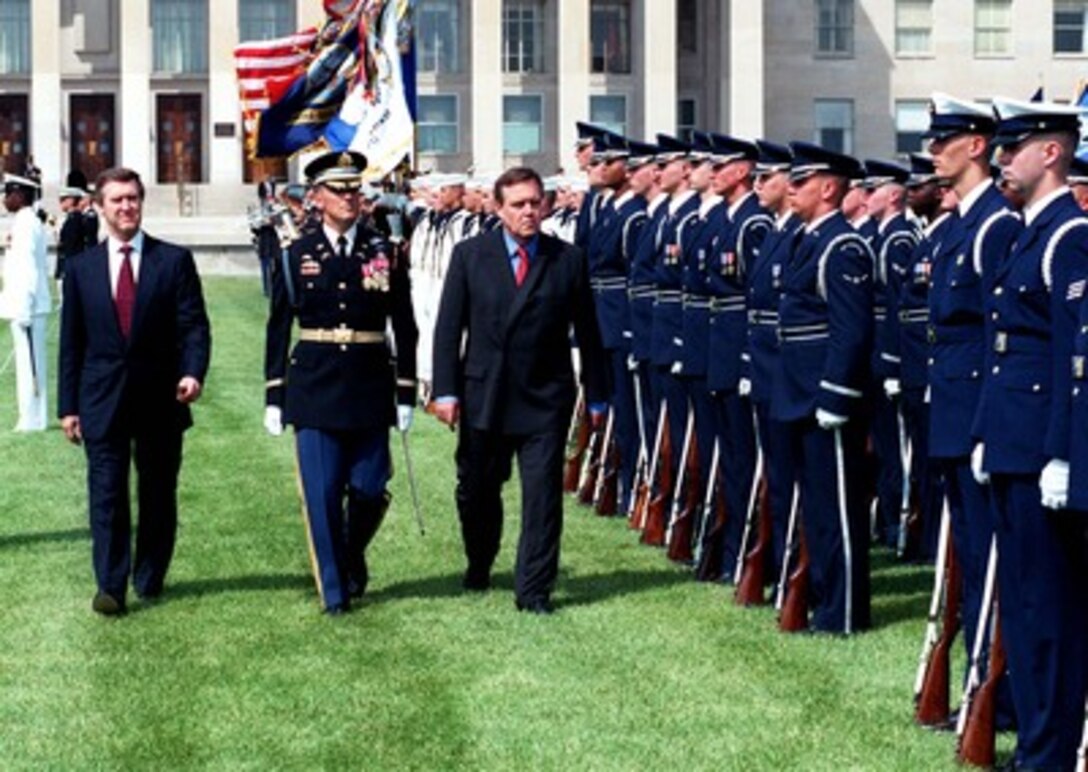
992 96 1084 148
923 92 996 141
3 173 40 193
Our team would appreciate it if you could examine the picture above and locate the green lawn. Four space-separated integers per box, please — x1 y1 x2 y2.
0 277 1010 769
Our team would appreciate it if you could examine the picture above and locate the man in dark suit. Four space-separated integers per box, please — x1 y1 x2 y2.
431 166 608 614
58 167 211 616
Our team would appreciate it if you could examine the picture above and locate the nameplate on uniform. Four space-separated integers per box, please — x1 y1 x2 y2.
994 331 1008 354
1074 355 1085 380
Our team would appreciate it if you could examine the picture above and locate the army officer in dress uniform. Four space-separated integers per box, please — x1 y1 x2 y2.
264 151 418 615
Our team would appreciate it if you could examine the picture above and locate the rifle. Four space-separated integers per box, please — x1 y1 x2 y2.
778 521 810 633
625 363 650 523
693 440 720 568
957 596 1005 767
775 484 801 611
914 524 966 727
631 399 667 531
895 405 919 559
640 403 673 547
563 390 590 493
593 411 619 516
665 410 699 563
694 440 729 581
576 409 606 506
912 499 952 703
952 537 998 736
733 412 767 598
735 476 772 606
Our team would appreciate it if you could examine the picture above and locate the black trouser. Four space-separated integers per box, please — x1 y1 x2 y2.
84 428 184 600
456 425 565 604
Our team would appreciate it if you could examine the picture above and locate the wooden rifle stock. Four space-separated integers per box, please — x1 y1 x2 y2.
778 525 810 633
563 393 589 493
592 411 617 515
632 401 667 531
957 601 1005 768
641 415 673 547
595 436 620 516
735 477 772 606
913 501 952 702
915 540 962 726
665 428 699 562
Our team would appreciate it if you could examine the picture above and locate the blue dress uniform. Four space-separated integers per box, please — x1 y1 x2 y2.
585 135 652 511
265 152 418 614
746 140 803 582
651 138 701 482
703 136 772 581
897 180 952 561
863 161 920 549
1070 297 1088 511
627 188 671 444
975 94 1088 770
771 143 874 634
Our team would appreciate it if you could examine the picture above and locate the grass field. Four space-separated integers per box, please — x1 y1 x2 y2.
0 276 1011 769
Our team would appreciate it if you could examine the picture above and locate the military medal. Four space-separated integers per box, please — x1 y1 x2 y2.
300 257 321 276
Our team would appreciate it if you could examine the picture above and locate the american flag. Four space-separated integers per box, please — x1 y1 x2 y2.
234 28 320 145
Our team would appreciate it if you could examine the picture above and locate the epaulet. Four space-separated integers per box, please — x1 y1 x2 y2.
1042 216 1088 291
817 232 872 301
973 208 1020 276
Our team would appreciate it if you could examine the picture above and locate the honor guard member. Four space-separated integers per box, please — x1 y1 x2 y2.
0 172 51 432
923 91 1020 674
1069 278 1088 514
56 171 97 285
626 140 672 445
264 150 418 615
674 131 726 557
898 154 952 560
863 160 921 550
584 133 649 511
703 133 771 582
573 122 609 250
651 135 701 491
843 175 878 245
772 142 874 634
746 140 803 582
976 97 1088 770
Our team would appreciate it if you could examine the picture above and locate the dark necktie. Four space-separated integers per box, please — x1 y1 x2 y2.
514 245 530 287
116 243 136 338
338 235 348 259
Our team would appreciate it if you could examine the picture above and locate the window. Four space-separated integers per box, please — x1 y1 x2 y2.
815 0 854 56
678 98 697 143
503 0 544 73
591 0 631 73
152 0 208 73
0 0 30 74
503 95 543 155
417 95 458 154
678 0 698 53
895 100 929 154
590 95 626 136
896 0 932 55
1055 1 1088 54
417 0 460 74
239 0 295 42
975 0 1012 56
814 99 854 154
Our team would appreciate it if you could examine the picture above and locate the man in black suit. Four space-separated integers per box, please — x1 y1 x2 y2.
432 166 608 614
58 167 211 616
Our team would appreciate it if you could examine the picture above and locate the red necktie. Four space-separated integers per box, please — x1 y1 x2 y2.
116 243 136 338
514 245 530 287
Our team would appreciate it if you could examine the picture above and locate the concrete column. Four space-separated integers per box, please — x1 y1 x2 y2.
470 0 502 173
728 0 764 138
209 0 242 183
557 0 590 172
119 0 152 174
30 0 62 185
641 0 677 139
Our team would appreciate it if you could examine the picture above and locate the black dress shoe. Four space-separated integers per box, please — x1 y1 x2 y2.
462 570 491 592
324 604 350 617
516 599 555 615
92 592 126 616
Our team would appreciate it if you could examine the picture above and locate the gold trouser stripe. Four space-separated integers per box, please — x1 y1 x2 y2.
293 432 325 608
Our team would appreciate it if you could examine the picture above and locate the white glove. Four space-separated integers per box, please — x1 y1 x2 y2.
883 378 902 399
1040 459 1070 510
670 361 683 375
971 443 990 486
738 378 752 397
626 353 639 372
397 404 414 433
263 406 284 436
815 408 847 430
